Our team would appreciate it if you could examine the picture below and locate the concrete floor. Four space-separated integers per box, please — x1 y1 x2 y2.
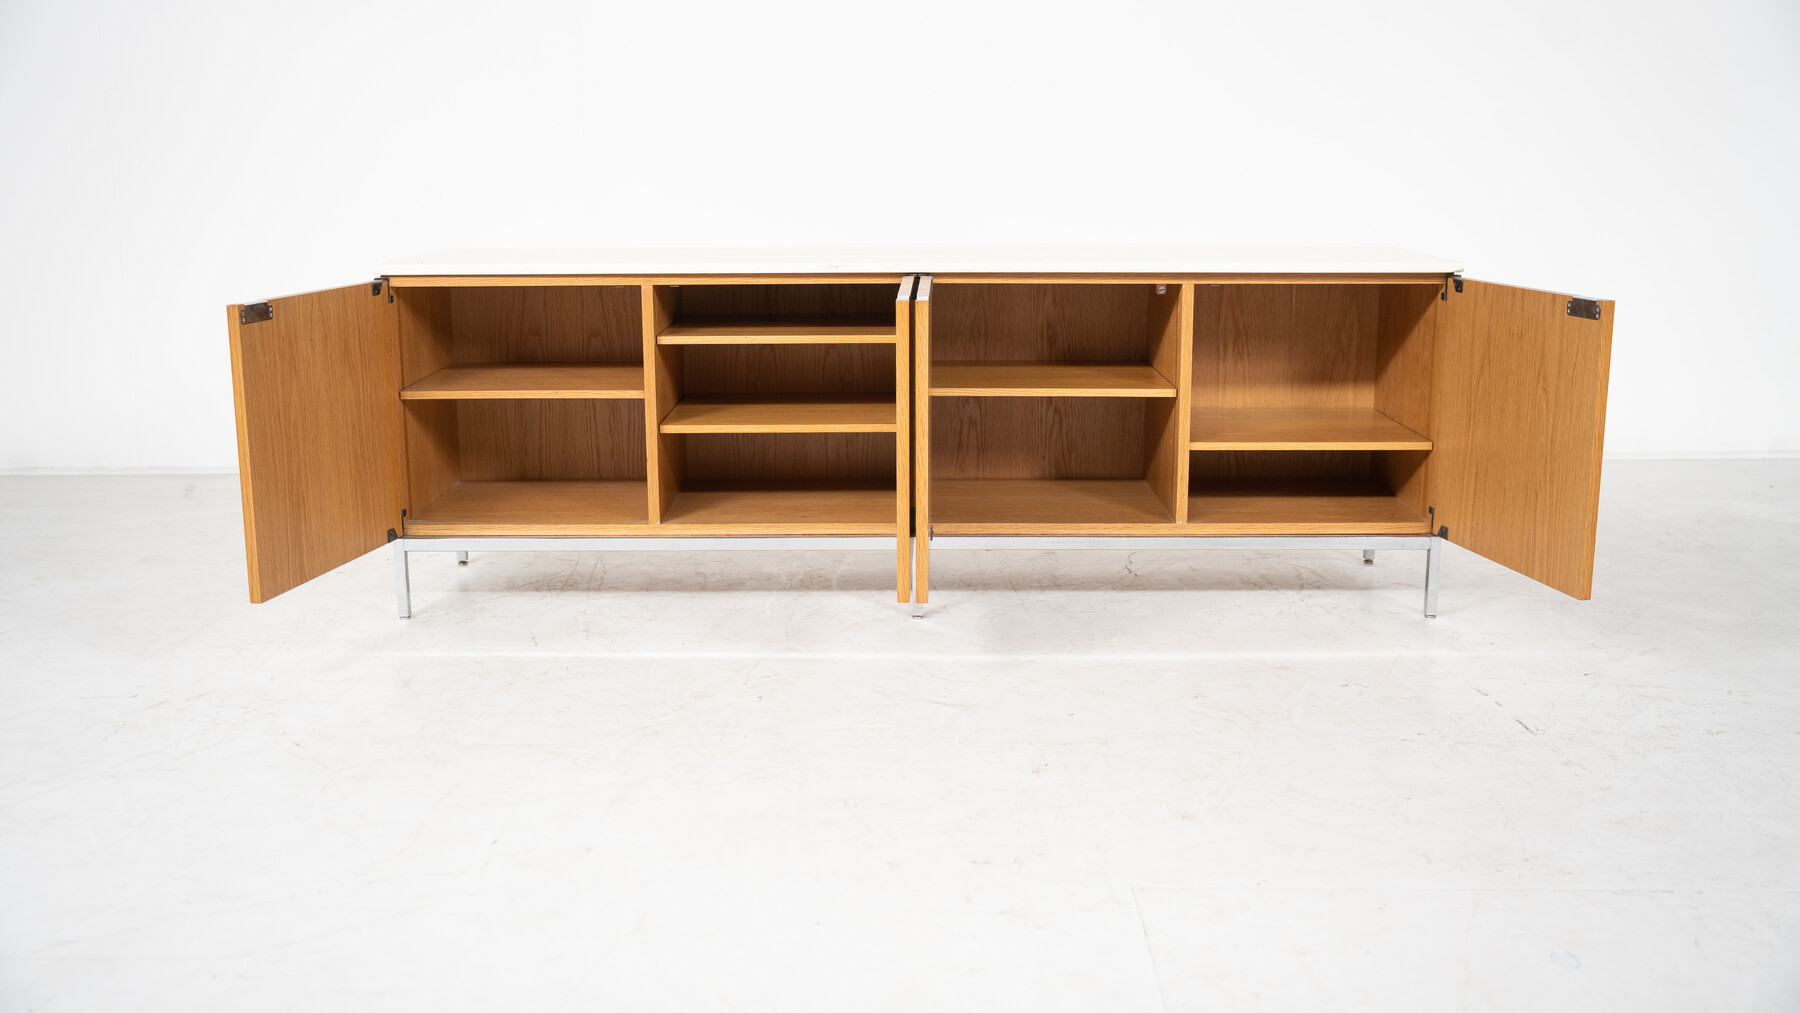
1 461 1796 1011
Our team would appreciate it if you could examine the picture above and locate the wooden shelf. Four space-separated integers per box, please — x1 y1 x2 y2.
1188 407 1430 450
662 482 896 534
931 479 1174 534
660 395 897 433
1181 479 1430 535
404 480 649 536
658 315 896 345
931 363 1177 398
401 364 645 400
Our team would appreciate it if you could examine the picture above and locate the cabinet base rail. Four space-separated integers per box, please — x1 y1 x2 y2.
923 534 1445 618
392 536 898 619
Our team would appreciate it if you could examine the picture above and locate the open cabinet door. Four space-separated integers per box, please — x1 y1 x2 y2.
1432 280 1614 599
228 283 405 602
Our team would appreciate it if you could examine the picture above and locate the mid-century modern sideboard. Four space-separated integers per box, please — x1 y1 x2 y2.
226 249 1613 618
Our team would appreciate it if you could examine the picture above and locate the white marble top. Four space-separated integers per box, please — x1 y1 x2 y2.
375 247 1462 277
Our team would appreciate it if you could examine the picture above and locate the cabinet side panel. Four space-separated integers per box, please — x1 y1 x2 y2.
1432 281 1614 599
913 280 932 602
1143 283 1190 521
895 279 914 602
1374 284 1439 515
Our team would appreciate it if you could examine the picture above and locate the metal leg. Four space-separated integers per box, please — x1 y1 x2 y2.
394 541 412 619
909 537 924 618
455 551 469 566
1423 534 1442 619
1363 549 1376 565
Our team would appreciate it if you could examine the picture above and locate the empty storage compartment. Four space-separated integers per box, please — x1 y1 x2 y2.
653 283 899 344
661 432 897 533
1185 450 1431 534
397 285 646 397
929 282 1182 395
402 399 649 535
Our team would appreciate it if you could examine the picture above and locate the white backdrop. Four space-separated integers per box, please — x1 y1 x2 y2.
2 0 1796 469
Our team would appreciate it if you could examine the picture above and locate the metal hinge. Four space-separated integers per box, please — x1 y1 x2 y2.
373 277 392 302
1440 273 1463 300
239 302 273 325
1566 297 1601 320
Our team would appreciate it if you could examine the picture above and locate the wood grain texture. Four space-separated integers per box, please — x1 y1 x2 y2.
1144 284 1192 522
227 285 404 602
658 316 895 344
1187 407 1431 450
1181 479 1430 534
930 363 1176 397
405 480 649 535
450 286 642 364
681 433 897 482
660 395 896 433
669 283 898 321
396 287 454 387
662 483 896 534
931 397 1146 480
1191 284 1380 408
1374 284 1439 517
895 277 915 601
455 400 647 480
401 364 645 399
930 283 1155 362
1431 281 1613 599
931 479 1173 533
402 400 460 519
645 285 681 522
680 343 895 395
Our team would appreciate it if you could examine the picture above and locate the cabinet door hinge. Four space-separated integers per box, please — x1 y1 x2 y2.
1439 274 1464 300
239 302 273 325
373 277 392 302
1566 297 1601 320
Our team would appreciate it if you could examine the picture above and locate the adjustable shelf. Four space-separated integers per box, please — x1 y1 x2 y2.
401 364 645 400
662 481 896 534
658 315 896 345
660 395 897 433
1188 407 1430 451
405 480 650 536
932 363 1177 398
1182 478 1430 535
930 478 1174 534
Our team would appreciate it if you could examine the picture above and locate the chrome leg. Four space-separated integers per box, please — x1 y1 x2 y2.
1363 550 1376 565
1424 534 1442 619
909 537 924 618
394 541 412 620
455 551 469 565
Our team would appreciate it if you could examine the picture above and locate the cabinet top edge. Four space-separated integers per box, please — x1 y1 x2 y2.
373 247 1465 277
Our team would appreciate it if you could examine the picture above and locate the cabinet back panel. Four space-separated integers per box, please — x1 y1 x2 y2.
682 344 895 395
672 284 895 318
683 433 895 482
1188 450 1373 485
932 284 1154 363
1192 284 1379 407
932 397 1146 479
450 286 643 364
455 400 646 480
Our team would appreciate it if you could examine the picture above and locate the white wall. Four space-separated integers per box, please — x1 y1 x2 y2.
2 0 1796 469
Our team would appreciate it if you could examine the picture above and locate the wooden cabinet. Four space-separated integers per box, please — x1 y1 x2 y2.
228 250 1612 616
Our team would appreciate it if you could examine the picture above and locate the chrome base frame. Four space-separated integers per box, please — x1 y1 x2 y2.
922 533 1445 618
392 536 898 619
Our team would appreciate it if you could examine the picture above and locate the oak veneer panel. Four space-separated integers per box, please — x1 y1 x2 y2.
450 286 642 364
913 277 934 601
931 363 1176 397
669 283 898 320
403 400 460 519
661 395 896 433
228 284 404 603
645 285 682 522
894 278 915 602
1187 407 1431 450
402 364 646 399
681 344 895 395
405 480 650 535
1374 284 1439 518
662 484 896 534
930 283 1154 362
930 397 1146 480
683 433 897 483
396 287 454 387
1432 281 1613 599
455 400 646 480
658 316 895 344
1182 479 1430 535
1191 284 1379 408
1144 284 1192 522
931 479 1173 533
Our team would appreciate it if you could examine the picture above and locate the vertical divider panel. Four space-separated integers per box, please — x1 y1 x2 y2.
644 285 683 522
1374 283 1440 520
1143 283 1192 522
895 276 916 602
911 276 933 603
